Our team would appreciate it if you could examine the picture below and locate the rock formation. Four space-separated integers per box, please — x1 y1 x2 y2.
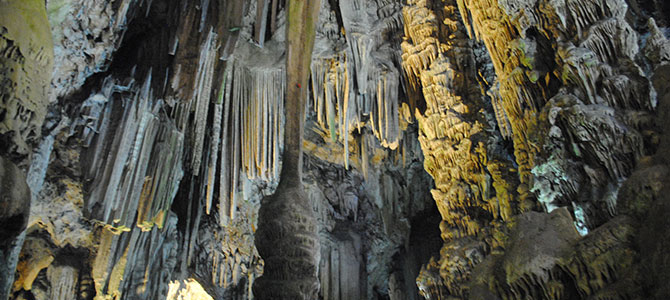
253 0 322 299
1 0 670 299
0 1 54 298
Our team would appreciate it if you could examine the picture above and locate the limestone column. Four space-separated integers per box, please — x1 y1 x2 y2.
253 0 322 299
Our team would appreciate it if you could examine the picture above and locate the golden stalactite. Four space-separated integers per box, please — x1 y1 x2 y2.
402 0 521 297
309 52 404 172
455 0 553 187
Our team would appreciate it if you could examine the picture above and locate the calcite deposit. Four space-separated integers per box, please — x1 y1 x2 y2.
1 0 670 299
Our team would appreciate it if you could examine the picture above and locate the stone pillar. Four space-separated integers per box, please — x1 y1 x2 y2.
253 0 322 299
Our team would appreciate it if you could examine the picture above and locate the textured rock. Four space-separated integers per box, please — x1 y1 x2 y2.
398 0 666 298
0 0 54 161
46 0 134 103
401 0 521 296
0 2 51 297
499 209 579 298
0 158 31 300
0 157 31 248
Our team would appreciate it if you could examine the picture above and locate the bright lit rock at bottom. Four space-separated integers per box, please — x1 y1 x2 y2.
166 279 213 300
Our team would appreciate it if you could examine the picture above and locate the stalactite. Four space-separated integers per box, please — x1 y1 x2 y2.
190 29 218 173
254 0 271 47
136 122 185 230
402 0 520 296
91 212 179 299
199 0 211 33
217 53 285 223
218 60 232 224
205 101 222 215
46 265 78 300
83 74 184 231
369 64 401 150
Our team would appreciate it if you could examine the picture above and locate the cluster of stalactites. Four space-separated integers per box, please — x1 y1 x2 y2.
454 0 654 189
91 212 179 299
170 25 285 224
310 54 402 170
213 57 285 224
402 0 516 237
401 0 523 297
169 28 219 179
208 238 260 293
82 73 184 231
400 0 441 89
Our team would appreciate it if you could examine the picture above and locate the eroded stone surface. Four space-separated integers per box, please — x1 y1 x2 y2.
0 0 54 161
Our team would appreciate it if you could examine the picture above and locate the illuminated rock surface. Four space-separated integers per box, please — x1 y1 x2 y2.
1 0 670 299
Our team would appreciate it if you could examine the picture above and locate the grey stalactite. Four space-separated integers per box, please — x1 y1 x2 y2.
219 63 233 225
214 55 285 221
199 0 211 33
255 0 270 47
191 29 217 173
231 67 241 220
84 74 184 231
205 102 222 215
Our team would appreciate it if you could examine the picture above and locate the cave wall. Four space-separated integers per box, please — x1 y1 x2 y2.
401 0 670 298
1 0 670 299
